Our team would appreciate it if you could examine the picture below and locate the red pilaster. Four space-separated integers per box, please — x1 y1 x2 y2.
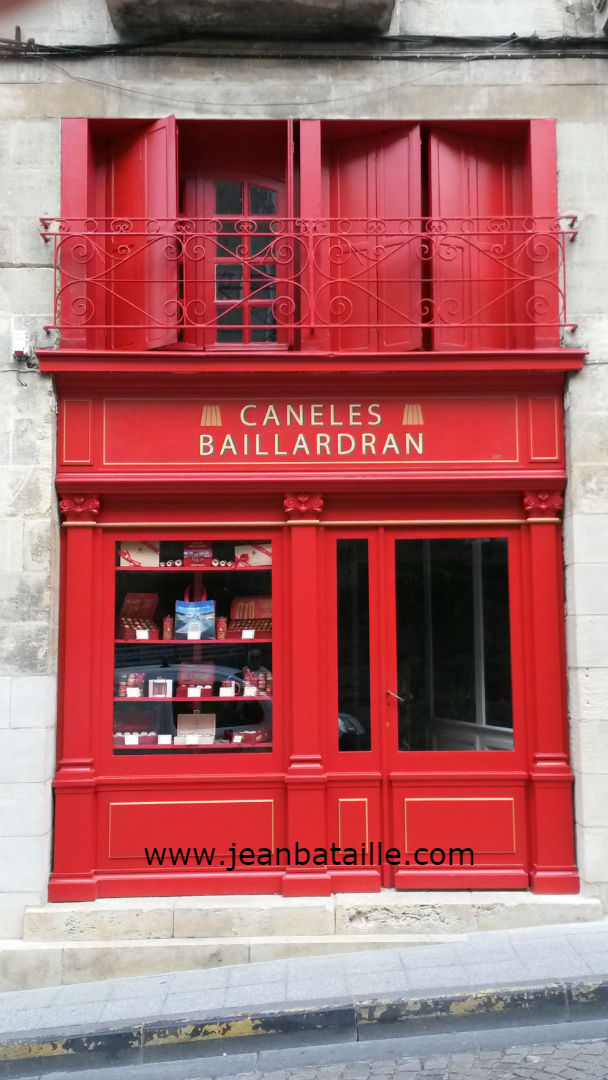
282 494 330 895
49 495 101 900
523 492 579 893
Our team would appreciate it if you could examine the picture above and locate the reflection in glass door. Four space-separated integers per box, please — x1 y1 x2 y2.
394 539 513 752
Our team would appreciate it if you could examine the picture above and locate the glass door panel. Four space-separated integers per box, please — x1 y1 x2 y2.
336 538 371 752
394 538 513 753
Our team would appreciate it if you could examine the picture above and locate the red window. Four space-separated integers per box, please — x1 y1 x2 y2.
54 118 563 352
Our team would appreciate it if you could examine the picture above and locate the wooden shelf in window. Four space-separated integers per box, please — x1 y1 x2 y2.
114 637 272 645
113 743 272 751
115 566 271 572
114 696 272 703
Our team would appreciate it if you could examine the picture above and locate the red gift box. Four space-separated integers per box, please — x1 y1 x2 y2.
184 544 213 567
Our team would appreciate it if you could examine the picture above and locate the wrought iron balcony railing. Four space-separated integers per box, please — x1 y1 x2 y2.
40 215 578 351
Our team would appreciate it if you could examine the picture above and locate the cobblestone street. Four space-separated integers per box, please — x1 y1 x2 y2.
222 1039 608 1080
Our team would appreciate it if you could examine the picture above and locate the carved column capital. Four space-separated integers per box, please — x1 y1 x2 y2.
59 494 100 522
523 491 563 520
283 493 324 521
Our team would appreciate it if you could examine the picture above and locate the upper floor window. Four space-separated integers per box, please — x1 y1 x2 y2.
44 119 575 353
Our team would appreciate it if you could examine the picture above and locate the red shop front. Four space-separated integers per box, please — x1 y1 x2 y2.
42 115 583 899
45 369 582 899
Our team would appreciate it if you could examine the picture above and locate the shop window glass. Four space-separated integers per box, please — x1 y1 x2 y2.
395 538 513 751
337 539 371 751
113 539 273 753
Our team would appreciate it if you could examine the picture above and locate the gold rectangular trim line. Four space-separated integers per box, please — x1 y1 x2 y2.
403 797 516 855
64 518 531 529
109 799 275 859
338 798 369 850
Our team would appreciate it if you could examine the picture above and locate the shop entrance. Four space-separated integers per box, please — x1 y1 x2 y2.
324 527 530 889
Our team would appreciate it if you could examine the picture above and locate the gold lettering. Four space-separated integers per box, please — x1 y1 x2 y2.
286 404 305 426
220 434 238 456
255 434 269 456
368 403 382 426
329 404 343 426
406 432 424 455
382 433 400 456
337 433 356 455
361 432 377 455
316 433 331 455
349 404 362 425
310 404 324 426
200 434 215 456
263 404 281 427
274 434 288 456
293 433 311 455
240 405 257 426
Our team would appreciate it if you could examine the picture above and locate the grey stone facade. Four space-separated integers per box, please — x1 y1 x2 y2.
0 0 606 939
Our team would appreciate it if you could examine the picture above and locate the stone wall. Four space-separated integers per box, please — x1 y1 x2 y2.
0 0 606 934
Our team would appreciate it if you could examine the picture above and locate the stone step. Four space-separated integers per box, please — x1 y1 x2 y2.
1 933 459 991
23 891 603 942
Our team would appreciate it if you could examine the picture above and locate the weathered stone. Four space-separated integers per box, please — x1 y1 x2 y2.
568 667 608 722
24 899 175 941
106 0 396 37
0 783 52 837
10 675 56 729
0 832 52 892
0 728 55 784
174 896 335 939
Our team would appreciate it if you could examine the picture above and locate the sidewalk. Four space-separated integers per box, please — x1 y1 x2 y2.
1 920 608 1075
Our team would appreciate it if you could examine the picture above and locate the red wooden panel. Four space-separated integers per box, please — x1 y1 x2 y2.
107 117 178 350
337 798 369 851
403 797 516 854
529 396 559 461
328 125 422 352
108 798 275 863
429 130 519 351
61 399 92 464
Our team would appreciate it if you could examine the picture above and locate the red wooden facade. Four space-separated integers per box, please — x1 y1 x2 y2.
40 117 585 900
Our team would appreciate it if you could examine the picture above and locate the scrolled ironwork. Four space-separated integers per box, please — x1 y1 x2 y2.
39 214 578 345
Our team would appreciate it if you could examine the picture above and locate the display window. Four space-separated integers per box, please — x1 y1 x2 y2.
113 538 273 754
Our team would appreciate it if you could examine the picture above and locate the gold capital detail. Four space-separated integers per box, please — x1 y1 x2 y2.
402 404 424 425
200 405 222 426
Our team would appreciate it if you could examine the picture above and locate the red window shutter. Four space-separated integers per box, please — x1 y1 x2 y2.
328 125 422 352
428 130 521 351
107 117 178 350
60 120 101 349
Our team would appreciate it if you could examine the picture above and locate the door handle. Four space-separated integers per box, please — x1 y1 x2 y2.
386 689 405 703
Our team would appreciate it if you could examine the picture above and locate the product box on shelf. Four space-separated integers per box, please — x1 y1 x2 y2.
176 712 216 745
228 596 272 635
119 541 160 568
234 542 272 568
184 543 213 567
174 598 216 640
148 678 173 698
119 593 159 639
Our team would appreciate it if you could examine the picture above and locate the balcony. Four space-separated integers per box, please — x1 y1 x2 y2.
40 215 577 355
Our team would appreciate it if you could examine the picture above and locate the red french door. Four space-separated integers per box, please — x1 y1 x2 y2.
325 526 530 890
